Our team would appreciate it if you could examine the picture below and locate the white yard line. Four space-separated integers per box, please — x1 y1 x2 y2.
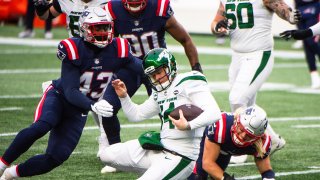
292 124 320 128
1 117 320 137
0 107 23 111
238 169 320 179
0 37 304 59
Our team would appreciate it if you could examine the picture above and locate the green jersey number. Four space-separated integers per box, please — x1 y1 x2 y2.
68 15 81 37
159 102 175 129
225 2 254 29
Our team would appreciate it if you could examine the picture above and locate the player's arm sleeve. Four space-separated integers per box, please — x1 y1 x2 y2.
119 95 159 122
185 76 222 130
310 22 320 36
125 54 145 76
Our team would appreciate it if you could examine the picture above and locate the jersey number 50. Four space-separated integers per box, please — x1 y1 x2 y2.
226 2 254 29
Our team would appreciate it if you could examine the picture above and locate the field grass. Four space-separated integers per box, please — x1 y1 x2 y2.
0 24 320 179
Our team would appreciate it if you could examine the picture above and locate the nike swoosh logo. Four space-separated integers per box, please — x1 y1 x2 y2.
164 156 171 160
81 113 88 117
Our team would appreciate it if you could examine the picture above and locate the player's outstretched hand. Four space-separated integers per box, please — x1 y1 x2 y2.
91 100 113 117
280 29 313 40
288 9 301 24
112 79 127 98
169 110 191 131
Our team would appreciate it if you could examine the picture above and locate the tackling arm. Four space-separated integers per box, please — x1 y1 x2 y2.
165 16 202 72
254 156 275 179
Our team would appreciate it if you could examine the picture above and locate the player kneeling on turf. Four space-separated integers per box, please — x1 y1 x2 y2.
99 48 222 179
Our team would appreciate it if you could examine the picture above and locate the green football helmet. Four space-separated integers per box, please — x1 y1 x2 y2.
143 48 177 92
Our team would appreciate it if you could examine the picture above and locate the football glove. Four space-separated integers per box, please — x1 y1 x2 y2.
280 29 313 40
223 172 235 180
288 9 301 24
191 63 203 73
214 19 229 33
33 0 51 16
91 100 113 117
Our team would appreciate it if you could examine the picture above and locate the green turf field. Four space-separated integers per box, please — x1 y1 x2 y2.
0 25 320 179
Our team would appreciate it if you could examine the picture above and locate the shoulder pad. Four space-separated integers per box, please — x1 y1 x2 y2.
207 113 227 143
115 38 129 58
156 0 171 16
105 1 116 20
57 38 79 61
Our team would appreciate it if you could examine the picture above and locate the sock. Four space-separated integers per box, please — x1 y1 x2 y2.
0 157 9 170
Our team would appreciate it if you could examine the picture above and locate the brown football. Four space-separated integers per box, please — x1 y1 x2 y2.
169 104 204 121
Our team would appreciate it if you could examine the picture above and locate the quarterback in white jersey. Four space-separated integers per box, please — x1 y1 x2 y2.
100 48 221 179
211 0 301 163
34 0 108 37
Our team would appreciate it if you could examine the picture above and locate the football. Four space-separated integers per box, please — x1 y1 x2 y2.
169 104 203 121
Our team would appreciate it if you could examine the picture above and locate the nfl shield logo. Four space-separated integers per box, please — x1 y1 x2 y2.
94 58 100 64
134 20 139 26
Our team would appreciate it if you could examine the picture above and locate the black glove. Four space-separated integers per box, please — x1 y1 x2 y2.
33 0 51 16
223 172 235 180
192 63 203 73
214 19 229 33
280 29 313 40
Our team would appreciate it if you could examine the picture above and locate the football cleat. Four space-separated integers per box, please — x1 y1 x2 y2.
229 155 247 164
101 165 117 174
270 135 286 155
18 30 35 38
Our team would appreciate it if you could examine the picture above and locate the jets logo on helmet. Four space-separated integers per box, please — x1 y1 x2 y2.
79 7 114 48
143 48 177 92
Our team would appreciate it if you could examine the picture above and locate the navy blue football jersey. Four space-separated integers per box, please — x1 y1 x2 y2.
106 0 173 58
295 0 319 7
52 37 144 111
205 112 271 158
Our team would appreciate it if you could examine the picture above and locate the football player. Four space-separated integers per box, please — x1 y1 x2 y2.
0 7 143 179
280 0 320 89
99 48 221 179
33 0 109 37
189 106 275 180
99 0 203 170
211 0 301 163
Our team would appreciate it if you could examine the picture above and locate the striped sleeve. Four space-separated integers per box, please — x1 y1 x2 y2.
105 1 116 19
59 38 79 60
156 0 170 16
207 113 226 144
116 38 129 58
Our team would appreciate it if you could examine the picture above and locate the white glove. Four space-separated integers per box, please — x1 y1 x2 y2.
91 100 113 117
288 9 301 24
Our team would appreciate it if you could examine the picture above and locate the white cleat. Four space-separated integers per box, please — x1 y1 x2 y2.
18 30 35 38
101 165 117 174
270 135 286 155
229 155 248 164
0 169 15 180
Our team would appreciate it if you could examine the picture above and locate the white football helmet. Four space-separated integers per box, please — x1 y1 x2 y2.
231 105 268 147
79 7 114 48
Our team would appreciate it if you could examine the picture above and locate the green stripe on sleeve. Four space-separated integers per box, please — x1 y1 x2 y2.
175 75 207 87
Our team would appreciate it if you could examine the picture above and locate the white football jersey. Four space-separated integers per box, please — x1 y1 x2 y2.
221 0 274 52
120 71 221 160
58 0 108 37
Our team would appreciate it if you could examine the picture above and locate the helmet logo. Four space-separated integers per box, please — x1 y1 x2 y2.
157 50 170 61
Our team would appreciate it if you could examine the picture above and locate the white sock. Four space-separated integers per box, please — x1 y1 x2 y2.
0 158 8 171
7 165 19 178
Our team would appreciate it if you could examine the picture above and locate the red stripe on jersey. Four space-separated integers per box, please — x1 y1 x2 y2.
61 40 72 60
107 2 116 19
263 134 272 153
68 38 79 59
124 38 129 57
34 85 53 122
0 157 10 166
214 113 226 143
116 38 129 58
156 0 169 16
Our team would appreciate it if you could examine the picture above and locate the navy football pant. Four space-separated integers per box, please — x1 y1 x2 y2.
1 88 87 177
297 3 320 72
103 68 151 145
